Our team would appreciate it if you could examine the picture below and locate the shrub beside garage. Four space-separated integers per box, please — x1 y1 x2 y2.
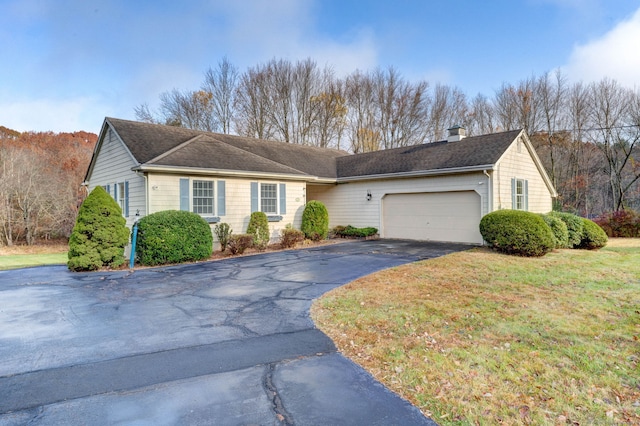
480 210 608 257
480 210 555 257
301 200 329 241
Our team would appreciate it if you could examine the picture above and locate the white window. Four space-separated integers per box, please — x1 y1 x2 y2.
260 183 278 214
512 178 528 211
251 182 286 216
192 180 214 215
117 182 126 212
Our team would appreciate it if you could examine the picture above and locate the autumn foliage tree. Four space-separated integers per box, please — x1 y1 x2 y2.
0 130 96 246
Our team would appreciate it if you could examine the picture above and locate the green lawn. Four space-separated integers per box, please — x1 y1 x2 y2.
312 238 640 425
0 253 67 270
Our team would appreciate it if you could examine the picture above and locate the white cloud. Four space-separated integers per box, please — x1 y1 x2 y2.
215 0 377 75
564 7 640 87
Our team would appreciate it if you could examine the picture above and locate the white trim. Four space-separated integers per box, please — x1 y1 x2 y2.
134 164 314 182
336 164 497 183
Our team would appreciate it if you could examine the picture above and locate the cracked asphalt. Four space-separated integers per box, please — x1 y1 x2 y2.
0 239 470 425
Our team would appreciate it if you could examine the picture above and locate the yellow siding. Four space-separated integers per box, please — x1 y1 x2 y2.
148 174 306 245
308 172 490 232
494 136 554 213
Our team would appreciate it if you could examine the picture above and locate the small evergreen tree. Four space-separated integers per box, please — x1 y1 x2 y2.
301 200 329 240
68 186 130 271
247 211 270 250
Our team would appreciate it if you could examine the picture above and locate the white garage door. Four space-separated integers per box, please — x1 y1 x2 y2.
382 191 482 244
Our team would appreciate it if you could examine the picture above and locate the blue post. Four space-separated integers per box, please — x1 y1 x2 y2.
129 221 139 269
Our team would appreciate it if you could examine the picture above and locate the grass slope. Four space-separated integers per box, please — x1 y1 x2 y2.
312 239 640 425
0 244 67 270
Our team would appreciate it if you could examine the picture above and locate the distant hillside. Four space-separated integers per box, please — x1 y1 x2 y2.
0 127 98 245
0 125 21 139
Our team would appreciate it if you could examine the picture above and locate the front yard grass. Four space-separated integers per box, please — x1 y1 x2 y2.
0 244 68 270
312 238 640 425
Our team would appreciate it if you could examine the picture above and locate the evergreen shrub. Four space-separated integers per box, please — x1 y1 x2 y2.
548 211 583 248
247 211 270 251
135 210 212 266
577 218 608 250
68 186 129 271
479 210 555 257
301 200 329 241
333 225 378 238
540 214 569 249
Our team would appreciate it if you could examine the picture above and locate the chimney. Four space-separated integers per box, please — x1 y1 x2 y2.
447 125 466 142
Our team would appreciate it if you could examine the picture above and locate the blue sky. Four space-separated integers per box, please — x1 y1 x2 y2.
1 0 639 133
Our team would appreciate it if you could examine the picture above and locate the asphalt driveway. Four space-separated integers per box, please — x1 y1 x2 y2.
0 240 470 425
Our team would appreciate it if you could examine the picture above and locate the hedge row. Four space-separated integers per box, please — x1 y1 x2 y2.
480 210 607 257
332 225 378 238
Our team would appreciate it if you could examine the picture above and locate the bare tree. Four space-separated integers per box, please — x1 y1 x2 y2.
466 93 496 136
234 66 275 140
202 57 239 134
344 70 378 153
310 79 347 149
429 84 467 141
535 70 568 188
587 78 640 211
373 67 430 148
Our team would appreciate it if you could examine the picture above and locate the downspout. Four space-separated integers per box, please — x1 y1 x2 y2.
483 170 492 214
143 172 149 216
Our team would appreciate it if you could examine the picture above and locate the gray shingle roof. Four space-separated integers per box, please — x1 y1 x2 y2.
107 118 347 179
105 118 521 180
336 130 523 178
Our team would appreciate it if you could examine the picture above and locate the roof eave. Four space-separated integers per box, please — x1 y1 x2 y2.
336 164 496 182
133 164 325 182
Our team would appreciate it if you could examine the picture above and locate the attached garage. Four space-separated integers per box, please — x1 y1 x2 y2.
382 191 483 244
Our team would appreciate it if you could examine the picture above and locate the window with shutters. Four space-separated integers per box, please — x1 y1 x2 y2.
260 183 278 214
180 178 225 220
251 182 286 218
192 180 214 215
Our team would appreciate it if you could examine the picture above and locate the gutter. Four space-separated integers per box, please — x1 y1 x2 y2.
483 169 492 214
336 164 496 183
132 164 322 182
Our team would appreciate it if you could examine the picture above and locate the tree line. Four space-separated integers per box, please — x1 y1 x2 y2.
0 130 96 246
137 58 640 216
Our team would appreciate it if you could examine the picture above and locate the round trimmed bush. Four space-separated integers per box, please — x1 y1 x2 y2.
68 186 130 271
548 211 583 248
247 211 270 250
301 200 329 241
134 210 212 266
479 210 555 257
577 218 608 250
540 213 569 249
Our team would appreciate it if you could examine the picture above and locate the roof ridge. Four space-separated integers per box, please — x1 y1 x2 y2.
146 134 206 164
151 134 311 176
207 135 311 175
